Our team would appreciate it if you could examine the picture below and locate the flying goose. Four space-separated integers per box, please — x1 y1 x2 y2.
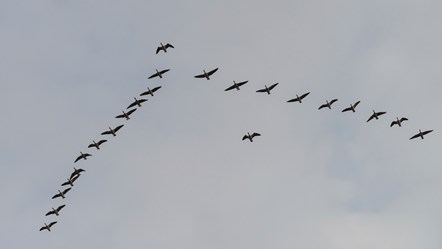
127 97 147 109
367 110 387 122
45 205 66 216
140 86 162 96
70 167 85 180
115 109 137 120
318 99 338 110
61 174 80 187
390 117 408 127
39 222 57 232
148 69 170 79
287 92 310 103
256 83 278 94
52 188 71 199
410 129 433 140
225 80 248 91
74 152 92 163
194 68 219 80
242 132 261 142
88 139 107 150
342 101 361 113
156 43 174 54
101 125 124 137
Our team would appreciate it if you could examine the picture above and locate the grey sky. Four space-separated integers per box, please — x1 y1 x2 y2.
1 0 441 248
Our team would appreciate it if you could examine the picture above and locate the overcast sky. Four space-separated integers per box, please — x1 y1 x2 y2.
1 0 442 248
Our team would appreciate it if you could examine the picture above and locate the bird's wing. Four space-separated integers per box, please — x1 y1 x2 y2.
155 47 161 54
101 130 112 135
125 109 136 116
148 72 158 79
401 117 408 122
330 99 338 105
207 68 219 76
287 98 297 103
57 205 66 212
224 85 236 91
252 133 261 137
165 43 174 48
422 130 433 135
378 112 386 116
39 227 46 231
139 99 147 104
97 140 107 145
45 210 55 216
49 222 57 227
63 188 71 194
256 89 267 93
160 69 170 74
127 102 137 109
367 115 375 122
151 86 162 92
71 174 80 183
84 153 92 157
237 81 248 86
87 143 95 148
194 73 206 78
114 125 124 132
115 113 125 119
242 135 248 141
354 101 360 108
342 107 351 112
410 134 419 140
61 181 69 186
74 156 81 163
52 193 60 199
268 83 278 90
318 104 327 110
300 92 310 99
390 121 397 127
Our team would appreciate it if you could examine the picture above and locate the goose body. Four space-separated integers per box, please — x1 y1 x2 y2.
287 92 310 103
45 205 66 216
115 109 137 120
342 101 361 113
70 167 85 180
74 152 92 163
256 83 278 95
410 129 433 140
52 188 71 199
39 221 57 232
127 97 147 109
318 99 338 110
225 80 248 91
140 86 162 96
390 117 408 127
148 69 170 79
194 68 219 80
101 125 124 137
61 174 80 187
367 110 387 122
242 132 261 142
156 43 174 54
88 139 107 150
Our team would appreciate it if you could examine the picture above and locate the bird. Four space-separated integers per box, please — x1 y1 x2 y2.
115 109 137 120
61 174 80 187
342 101 361 113
318 99 338 110
256 83 278 94
70 167 85 180
194 68 219 80
148 69 170 79
74 152 92 163
242 132 261 142
140 86 162 96
390 117 408 127
52 188 71 199
45 205 66 216
225 80 248 91
156 43 174 54
367 110 387 122
410 129 433 140
88 139 107 150
287 92 310 103
39 222 57 232
127 97 147 109
101 125 124 137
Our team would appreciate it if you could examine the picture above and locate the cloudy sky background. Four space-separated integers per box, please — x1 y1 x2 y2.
1 0 441 248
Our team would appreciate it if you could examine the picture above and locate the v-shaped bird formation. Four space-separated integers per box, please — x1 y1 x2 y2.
40 41 434 232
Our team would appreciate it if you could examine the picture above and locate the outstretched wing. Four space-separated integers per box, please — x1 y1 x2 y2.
159 69 170 75
126 109 137 116
49 221 57 227
207 68 219 76
62 188 72 195
318 104 327 110
342 107 352 112
97 140 107 146
57 205 66 212
114 124 124 133
400 117 408 122
236 81 248 87
268 83 278 91
151 86 162 93
287 98 298 103
224 84 236 91
52 193 61 199
409 133 420 140
300 92 310 99
39 226 47 231
194 73 206 78
329 99 338 105
367 114 375 122
127 101 137 109
45 210 55 216
165 43 174 49
242 135 248 141
353 101 361 108
422 130 433 136
377 111 386 116
74 155 82 163
155 47 162 54
390 121 397 127
148 72 159 79
101 130 112 135
251 133 261 138
256 88 267 93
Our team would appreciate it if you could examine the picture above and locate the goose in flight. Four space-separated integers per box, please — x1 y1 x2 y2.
52 188 71 199
287 92 310 103
101 125 124 137
367 110 387 122
39 222 57 232
225 80 248 91
342 101 361 113
148 69 170 79
390 117 408 127
140 86 162 96
410 129 433 140
45 205 66 216
70 167 85 180
61 174 80 187
256 83 278 95
115 109 137 120
127 97 147 109
242 132 261 142
156 43 174 54
88 139 107 150
318 99 338 110
194 68 219 80
74 152 92 163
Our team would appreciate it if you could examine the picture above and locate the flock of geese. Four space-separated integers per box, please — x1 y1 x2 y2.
40 42 433 232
